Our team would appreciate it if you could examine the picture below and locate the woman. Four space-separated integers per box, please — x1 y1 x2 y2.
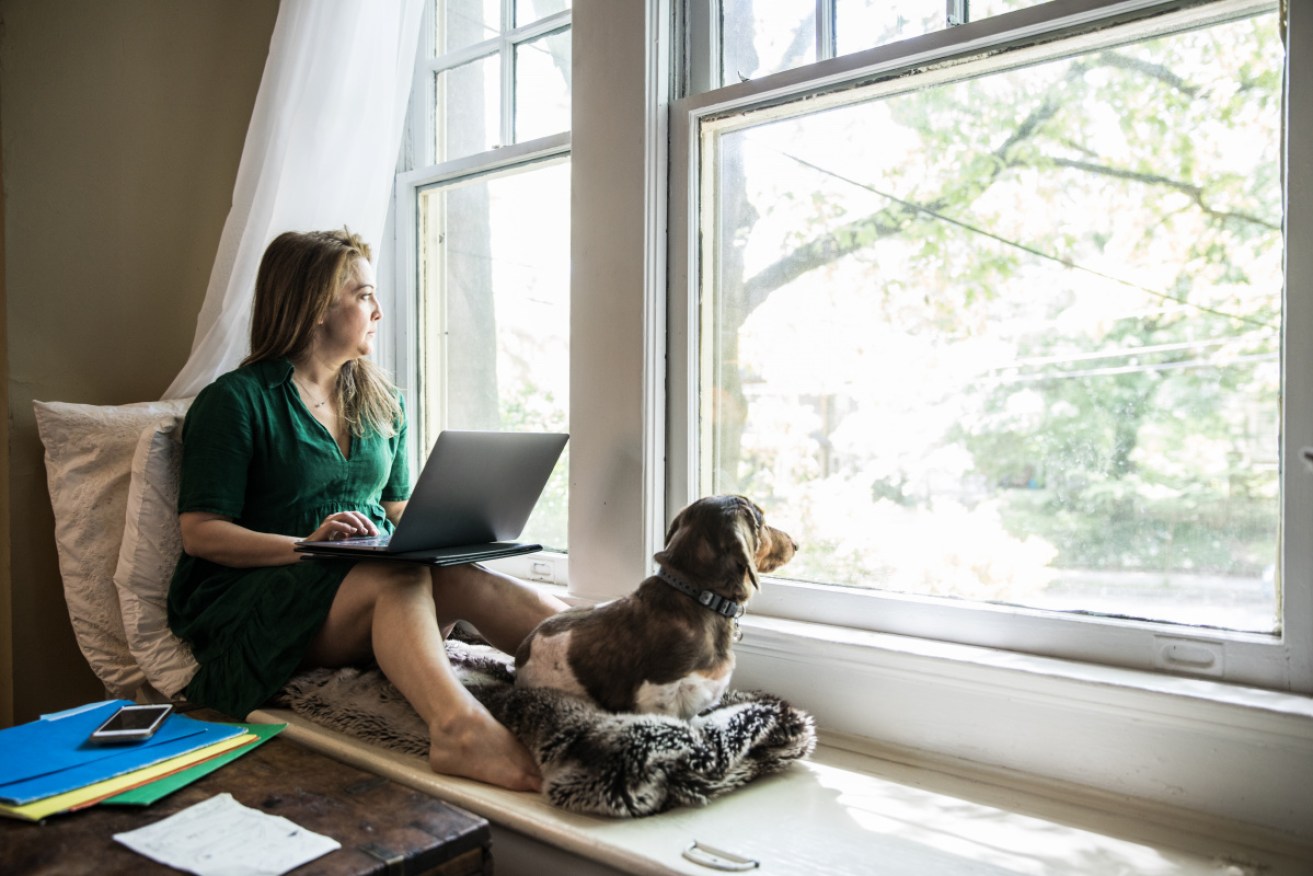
167 228 564 791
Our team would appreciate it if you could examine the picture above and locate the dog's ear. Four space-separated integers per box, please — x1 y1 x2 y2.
656 506 708 569
730 506 761 592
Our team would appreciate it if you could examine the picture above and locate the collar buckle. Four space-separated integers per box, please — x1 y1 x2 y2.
658 567 744 620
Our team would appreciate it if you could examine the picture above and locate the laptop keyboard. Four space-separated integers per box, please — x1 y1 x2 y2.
337 534 392 547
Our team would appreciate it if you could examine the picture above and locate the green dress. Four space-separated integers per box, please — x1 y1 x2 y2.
167 358 410 718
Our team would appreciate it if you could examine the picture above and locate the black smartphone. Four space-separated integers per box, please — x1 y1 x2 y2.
87 703 173 744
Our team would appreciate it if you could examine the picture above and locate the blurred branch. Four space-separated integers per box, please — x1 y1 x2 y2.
1046 156 1280 230
737 54 1275 329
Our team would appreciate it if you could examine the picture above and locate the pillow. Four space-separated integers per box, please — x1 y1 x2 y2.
114 414 199 698
33 398 192 698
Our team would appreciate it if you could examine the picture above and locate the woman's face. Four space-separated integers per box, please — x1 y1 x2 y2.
319 257 381 360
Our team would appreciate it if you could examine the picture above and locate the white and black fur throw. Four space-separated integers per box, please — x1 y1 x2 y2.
275 640 816 818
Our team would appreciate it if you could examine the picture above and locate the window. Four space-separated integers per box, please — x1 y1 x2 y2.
398 0 572 551
673 0 1311 690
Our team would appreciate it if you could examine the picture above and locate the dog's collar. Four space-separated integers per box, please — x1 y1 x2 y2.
656 567 745 619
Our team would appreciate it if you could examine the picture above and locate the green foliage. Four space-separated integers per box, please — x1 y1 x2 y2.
499 381 568 551
717 9 1283 609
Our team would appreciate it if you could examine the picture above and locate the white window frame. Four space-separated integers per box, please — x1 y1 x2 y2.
668 0 1313 694
384 0 673 594
369 0 1312 838
381 0 575 582
391 0 574 418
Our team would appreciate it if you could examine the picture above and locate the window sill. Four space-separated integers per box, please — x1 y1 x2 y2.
251 706 1310 875
494 578 1313 845
731 614 1313 849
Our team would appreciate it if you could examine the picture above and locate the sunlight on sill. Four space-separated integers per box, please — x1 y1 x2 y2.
805 753 1262 876
252 707 1303 875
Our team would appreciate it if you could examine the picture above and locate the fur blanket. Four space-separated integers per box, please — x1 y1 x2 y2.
275 640 816 818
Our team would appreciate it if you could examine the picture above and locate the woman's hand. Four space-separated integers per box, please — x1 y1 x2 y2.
307 511 379 543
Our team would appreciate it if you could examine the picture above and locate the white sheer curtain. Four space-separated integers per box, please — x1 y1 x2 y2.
165 0 424 399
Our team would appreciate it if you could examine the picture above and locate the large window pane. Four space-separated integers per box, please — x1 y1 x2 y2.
514 28 571 142
701 11 1282 632
419 161 571 550
436 54 501 161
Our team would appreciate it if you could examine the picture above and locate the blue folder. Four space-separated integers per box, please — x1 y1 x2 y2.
0 700 245 805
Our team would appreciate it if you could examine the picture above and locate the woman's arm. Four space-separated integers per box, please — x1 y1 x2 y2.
179 510 379 568
383 500 407 528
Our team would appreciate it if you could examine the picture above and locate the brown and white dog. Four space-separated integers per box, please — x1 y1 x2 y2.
513 495 797 719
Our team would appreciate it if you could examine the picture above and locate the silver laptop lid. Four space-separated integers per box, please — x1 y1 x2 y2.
388 430 568 552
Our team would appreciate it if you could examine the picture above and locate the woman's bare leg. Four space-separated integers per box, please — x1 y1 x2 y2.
426 562 567 653
305 562 550 791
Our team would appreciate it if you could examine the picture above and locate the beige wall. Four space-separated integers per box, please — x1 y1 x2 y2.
1 99 9 726
0 0 278 725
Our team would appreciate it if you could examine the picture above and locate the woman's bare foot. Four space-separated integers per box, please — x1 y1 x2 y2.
429 704 542 792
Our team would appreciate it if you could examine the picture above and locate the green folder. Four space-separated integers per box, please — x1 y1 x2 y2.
100 722 285 806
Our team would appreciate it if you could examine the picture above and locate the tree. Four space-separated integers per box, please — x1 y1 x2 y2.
705 11 1282 601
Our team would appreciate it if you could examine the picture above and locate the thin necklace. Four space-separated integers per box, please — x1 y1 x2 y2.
293 374 330 410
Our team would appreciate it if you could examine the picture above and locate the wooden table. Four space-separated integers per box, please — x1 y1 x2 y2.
0 711 492 875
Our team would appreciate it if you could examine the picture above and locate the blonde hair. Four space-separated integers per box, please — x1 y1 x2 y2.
243 229 402 438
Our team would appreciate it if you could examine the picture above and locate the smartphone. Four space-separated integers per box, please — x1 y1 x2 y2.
87 703 173 744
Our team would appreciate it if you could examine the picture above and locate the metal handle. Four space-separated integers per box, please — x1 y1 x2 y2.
682 841 759 871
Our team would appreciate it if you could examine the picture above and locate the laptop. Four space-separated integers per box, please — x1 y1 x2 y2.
295 429 568 566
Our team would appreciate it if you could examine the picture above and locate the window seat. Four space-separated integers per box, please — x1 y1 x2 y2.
246 704 1310 876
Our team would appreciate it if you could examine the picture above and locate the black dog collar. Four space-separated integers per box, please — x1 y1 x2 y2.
656 567 745 619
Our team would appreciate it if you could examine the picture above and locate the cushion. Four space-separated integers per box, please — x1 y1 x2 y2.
114 414 199 697
278 641 818 817
33 398 192 698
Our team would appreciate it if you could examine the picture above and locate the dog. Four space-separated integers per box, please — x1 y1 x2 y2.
513 495 797 719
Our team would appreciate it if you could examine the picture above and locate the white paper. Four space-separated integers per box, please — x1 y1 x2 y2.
113 792 342 876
